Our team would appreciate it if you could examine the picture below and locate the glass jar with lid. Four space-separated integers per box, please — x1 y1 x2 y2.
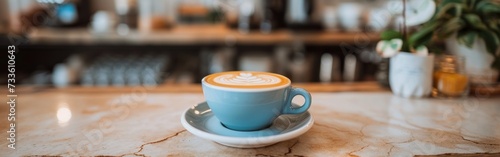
433 55 469 98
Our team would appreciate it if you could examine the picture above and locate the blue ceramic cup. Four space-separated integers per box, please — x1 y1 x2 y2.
202 71 312 131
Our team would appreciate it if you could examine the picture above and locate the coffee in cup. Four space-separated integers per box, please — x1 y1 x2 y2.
202 71 312 131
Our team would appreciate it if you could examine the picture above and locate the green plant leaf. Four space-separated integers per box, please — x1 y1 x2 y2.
380 30 402 40
476 1 500 15
457 31 477 48
409 22 439 49
463 14 488 30
478 30 500 55
487 20 500 34
492 56 500 70
436 3 465 19
483 5 500 14
496 31 500 44
469 0 479 8
436 17 464 37
493 19 500 38
415 32 434 48
439 0 465 7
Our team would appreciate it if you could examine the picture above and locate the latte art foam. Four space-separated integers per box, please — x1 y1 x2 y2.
214 73 281 86
203 71 290 89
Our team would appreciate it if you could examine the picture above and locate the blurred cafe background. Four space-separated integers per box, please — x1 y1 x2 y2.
0 0 497 87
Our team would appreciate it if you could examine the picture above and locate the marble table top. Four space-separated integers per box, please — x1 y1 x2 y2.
1 89 499 156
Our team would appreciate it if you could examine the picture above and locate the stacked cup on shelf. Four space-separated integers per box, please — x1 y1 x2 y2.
81 53 169 86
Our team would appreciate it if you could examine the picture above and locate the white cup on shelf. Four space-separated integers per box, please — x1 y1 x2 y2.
337 2 363 32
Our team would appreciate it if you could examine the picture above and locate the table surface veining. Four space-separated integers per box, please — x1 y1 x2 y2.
1 87 499 157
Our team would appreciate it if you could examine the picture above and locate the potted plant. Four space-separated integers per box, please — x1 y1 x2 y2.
376 0 437 98
378 31 436 98
421 0 500 84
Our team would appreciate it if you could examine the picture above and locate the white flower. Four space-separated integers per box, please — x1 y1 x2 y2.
376 38 403 58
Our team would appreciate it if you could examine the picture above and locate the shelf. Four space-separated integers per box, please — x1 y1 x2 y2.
27 24 380 45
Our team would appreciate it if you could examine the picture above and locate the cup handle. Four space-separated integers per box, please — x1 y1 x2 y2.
282 87 311 114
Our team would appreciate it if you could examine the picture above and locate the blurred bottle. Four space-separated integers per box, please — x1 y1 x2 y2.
322 6 337 32
319 53 341 83
376 58 390 87
344 54 360 82
260 0 287 33
138 0 176 32
238 0 255 34
289 41 313 82
115 0 137 35
287 0 309 24
286 0 321 30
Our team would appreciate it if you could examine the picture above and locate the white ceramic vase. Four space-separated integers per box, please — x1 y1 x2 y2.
390 53 434 98
445 37 499 85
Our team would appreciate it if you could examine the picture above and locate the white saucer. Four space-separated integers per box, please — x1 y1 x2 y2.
180 102 314 148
